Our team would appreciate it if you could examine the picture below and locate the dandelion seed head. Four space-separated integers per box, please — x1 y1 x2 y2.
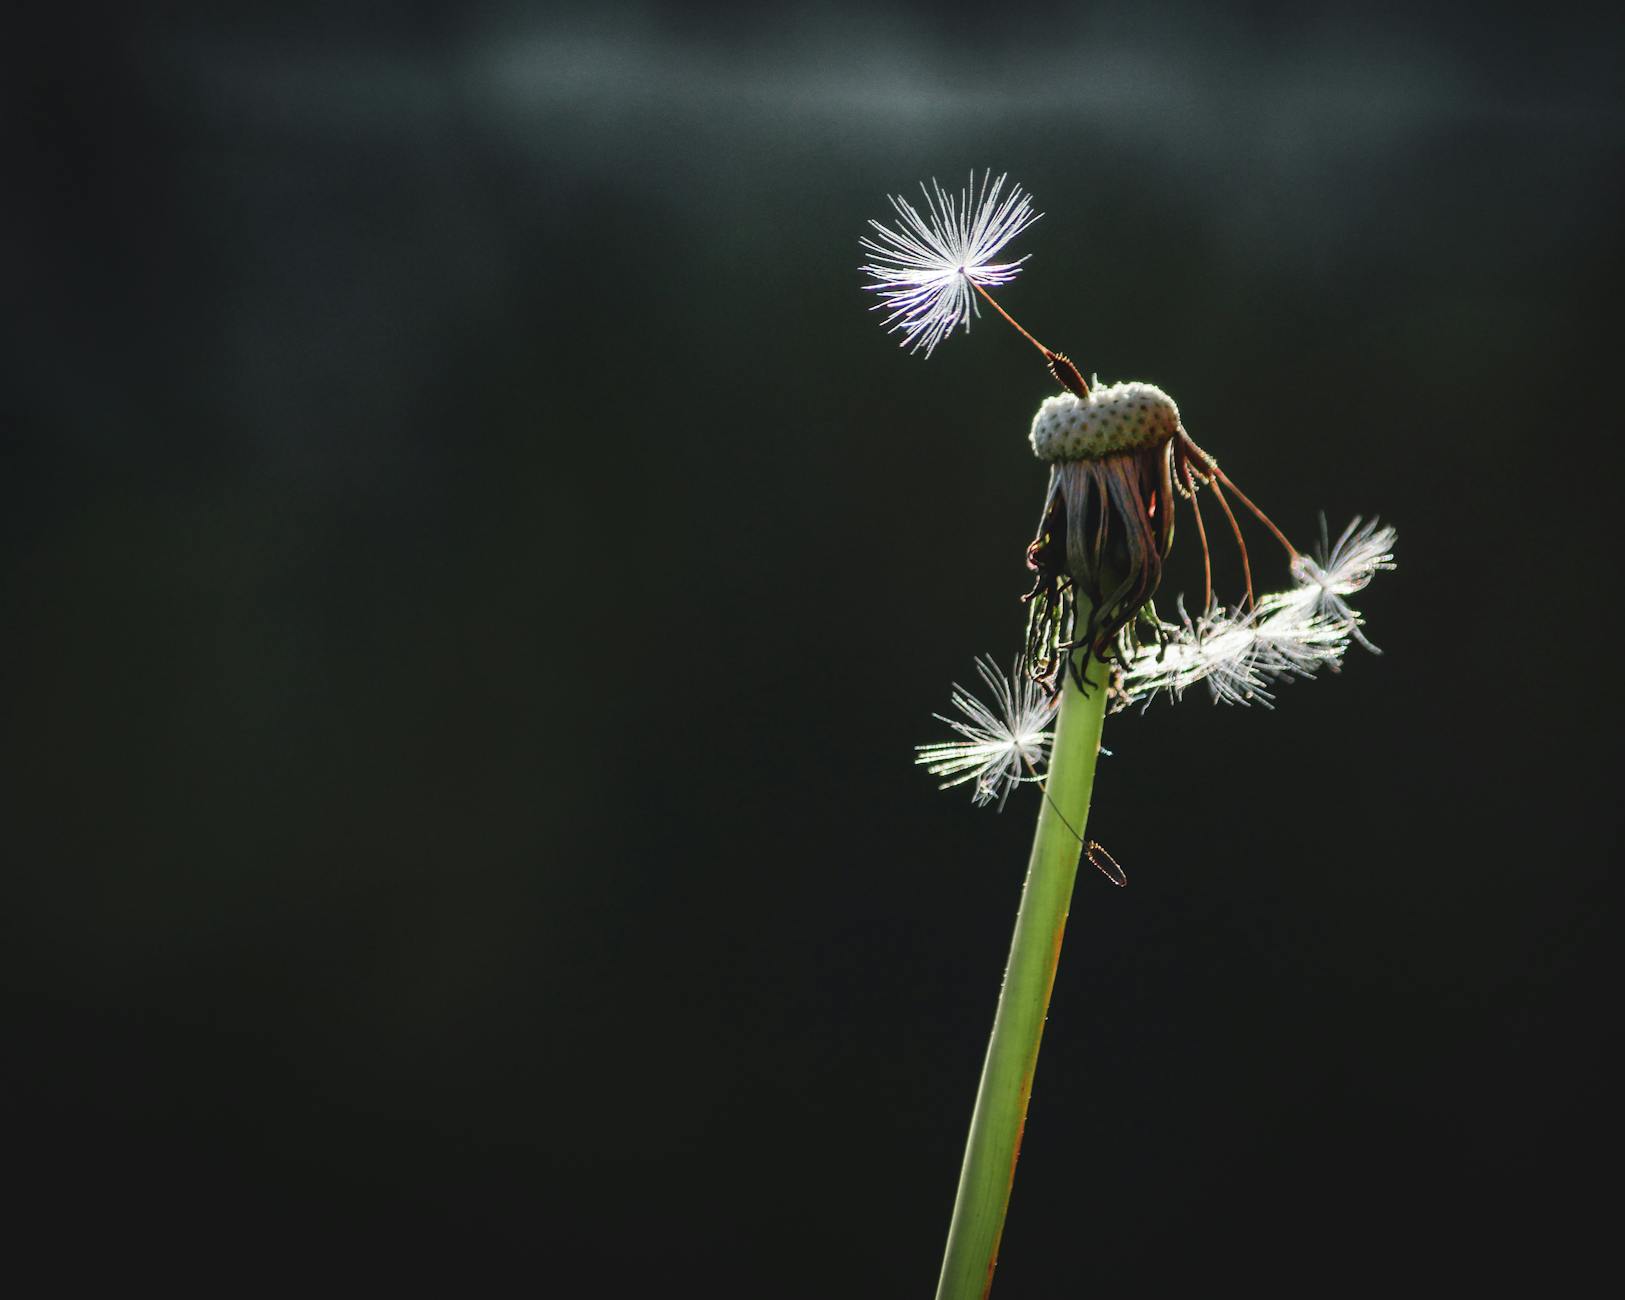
915 656 1057 808
860 171 1040 358
857 172 1397 717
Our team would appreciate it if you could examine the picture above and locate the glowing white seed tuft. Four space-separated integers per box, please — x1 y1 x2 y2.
1029 382 1181 462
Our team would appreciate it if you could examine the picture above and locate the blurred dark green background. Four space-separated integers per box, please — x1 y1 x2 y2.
7 1 1621 1292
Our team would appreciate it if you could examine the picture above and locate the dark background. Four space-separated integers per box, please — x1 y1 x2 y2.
7 1 1622 1292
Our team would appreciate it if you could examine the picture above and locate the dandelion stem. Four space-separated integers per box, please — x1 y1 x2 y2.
935 649 1111 1300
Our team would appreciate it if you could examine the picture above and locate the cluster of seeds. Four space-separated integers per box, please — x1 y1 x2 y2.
1028 382 1181 462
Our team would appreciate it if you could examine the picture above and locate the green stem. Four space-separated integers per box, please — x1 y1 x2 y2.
934 653 1111 1300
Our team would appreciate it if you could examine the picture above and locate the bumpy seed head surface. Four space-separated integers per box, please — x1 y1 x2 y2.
1029 382 1181 461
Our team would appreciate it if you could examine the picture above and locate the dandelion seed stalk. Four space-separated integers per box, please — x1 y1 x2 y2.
935 648 1110 1300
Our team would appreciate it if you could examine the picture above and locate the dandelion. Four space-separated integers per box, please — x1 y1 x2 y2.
860 170 1044 360
861 180 1389 700
862 174 1395 1300
915 656 1058 809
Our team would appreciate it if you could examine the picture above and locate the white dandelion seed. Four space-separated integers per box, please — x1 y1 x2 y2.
860 171 1041 357
915 655 1058 808
1286 516 1397 651
1115 520 1396 708
1119 597 1353 709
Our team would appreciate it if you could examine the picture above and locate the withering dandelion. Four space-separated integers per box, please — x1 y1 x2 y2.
864 173 1395 778
861 172 1396 1300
